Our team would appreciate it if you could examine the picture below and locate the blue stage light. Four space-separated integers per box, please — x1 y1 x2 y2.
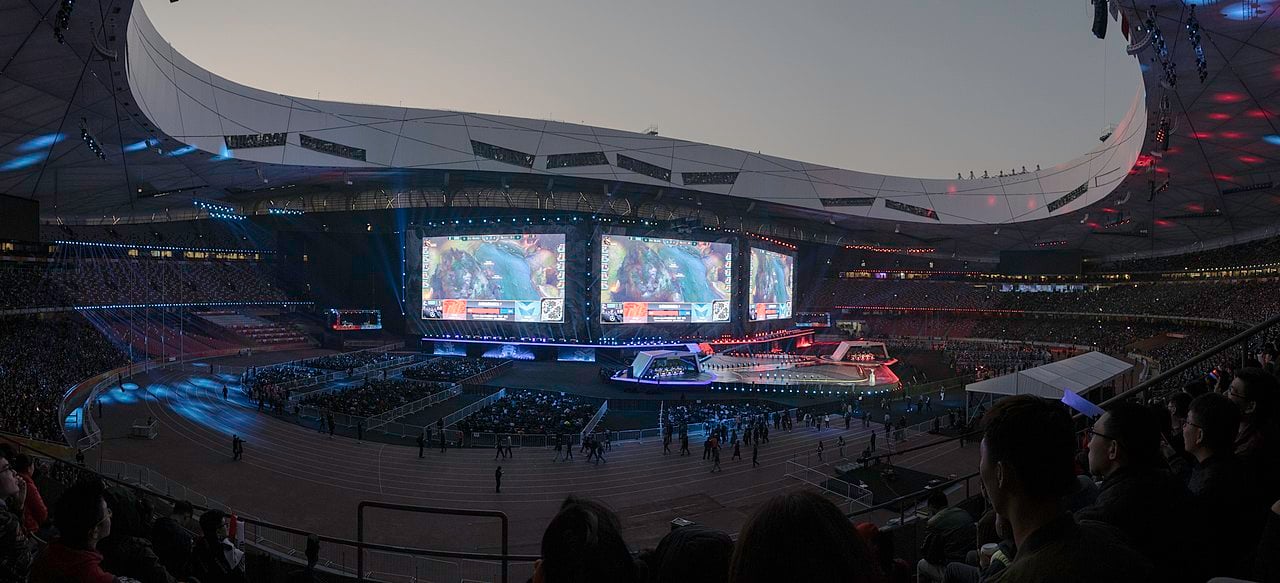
0 153 46 172
18 133 65 152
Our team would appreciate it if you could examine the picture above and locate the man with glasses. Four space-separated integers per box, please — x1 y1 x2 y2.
192 509 247 583
1227 367 1279 498
1183 392 1263 579
0 453 34 581
977 395 1150 582
30 479 115 583
1078 403 1197 582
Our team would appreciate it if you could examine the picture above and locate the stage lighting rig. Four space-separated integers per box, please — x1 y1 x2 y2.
1186 5 1208 83
193 202 239 217
267 207 304 216
1145 6 1176 89
79 118 105 160
54 0 74 43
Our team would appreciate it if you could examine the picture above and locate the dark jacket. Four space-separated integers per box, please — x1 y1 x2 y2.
150 516 194 579
921 506 975 564
984 515 1152 583
0 506 34 583
1074 465 1198 582
191 536 249 583
99 534 177 583
1188 453 1265 578
640 525 732 583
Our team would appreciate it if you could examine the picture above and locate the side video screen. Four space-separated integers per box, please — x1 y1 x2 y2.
421 234 566 322
749 247 794 321
599 234 732 324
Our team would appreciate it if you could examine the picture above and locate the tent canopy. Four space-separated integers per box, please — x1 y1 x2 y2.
964 351 1133 400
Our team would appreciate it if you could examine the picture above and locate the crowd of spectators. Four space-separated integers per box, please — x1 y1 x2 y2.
456 389 600 435
1094 234 1280 272
1 341 1277 583
942 341 1050 379
401 358 502 382
241 365 324 395
807 279 1280 324
298 378 451 417
41 221 271 251
0 316 128 442
664 401 778 428
301 351 396 372
0 258 290 310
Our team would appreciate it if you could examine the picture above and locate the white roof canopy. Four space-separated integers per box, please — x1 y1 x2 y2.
964 351 1133 399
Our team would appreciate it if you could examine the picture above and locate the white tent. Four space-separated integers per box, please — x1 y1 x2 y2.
964 351 1133 400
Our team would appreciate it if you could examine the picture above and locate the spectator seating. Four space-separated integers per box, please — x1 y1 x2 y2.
0 316 128 441
402 358 503 383
455 389 600 435
196 312 309 346
299 378 453 417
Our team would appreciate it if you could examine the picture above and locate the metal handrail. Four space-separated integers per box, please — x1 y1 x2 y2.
0 435 539 583
1099 310 1280 407
850 311 1280 500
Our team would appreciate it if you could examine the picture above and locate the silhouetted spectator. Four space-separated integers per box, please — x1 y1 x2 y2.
99 484 180 583
286 534 326 583
979 395 1151 582
638 524 732 583
854 522 910 583
191 509 248 583
150 500 195 580
916 490 975 582
12 455 46 535
1183 393 1263 578
532 496 638 583
31 479 116 583
1079 402 1197 582
728 491 878 583
1229 367 1279 498
0 451 34 581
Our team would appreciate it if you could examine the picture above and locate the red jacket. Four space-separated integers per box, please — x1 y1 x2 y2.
19 471 47 534
31 541 115 583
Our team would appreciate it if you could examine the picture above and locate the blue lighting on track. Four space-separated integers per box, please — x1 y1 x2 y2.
169 145 197 157
1264 135 1280 146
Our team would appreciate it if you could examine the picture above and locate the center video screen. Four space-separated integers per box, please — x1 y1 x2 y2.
749 247 794 321
421 234 565 322
600 234 732 324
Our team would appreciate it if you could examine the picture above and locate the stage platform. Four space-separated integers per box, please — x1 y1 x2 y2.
702 354 898 389
482 361 845 405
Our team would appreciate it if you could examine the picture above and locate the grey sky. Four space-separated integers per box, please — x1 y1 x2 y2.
140 0 1142 179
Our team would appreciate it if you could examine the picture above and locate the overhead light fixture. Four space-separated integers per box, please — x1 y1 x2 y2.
79 118 106 160
54 0 74 43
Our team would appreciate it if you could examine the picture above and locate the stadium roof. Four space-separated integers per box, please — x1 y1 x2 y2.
1 0 1278 260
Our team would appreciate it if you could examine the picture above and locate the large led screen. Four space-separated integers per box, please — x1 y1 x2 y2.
421 234 565 322
749 247 794 321
600 235 732 324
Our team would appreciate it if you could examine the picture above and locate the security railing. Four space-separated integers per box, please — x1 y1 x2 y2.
90 457 539 583
366 384 461 431
441 389 507 428
784 460 874 512
282 352 420 401
579 400 609 441
296 383 462 438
